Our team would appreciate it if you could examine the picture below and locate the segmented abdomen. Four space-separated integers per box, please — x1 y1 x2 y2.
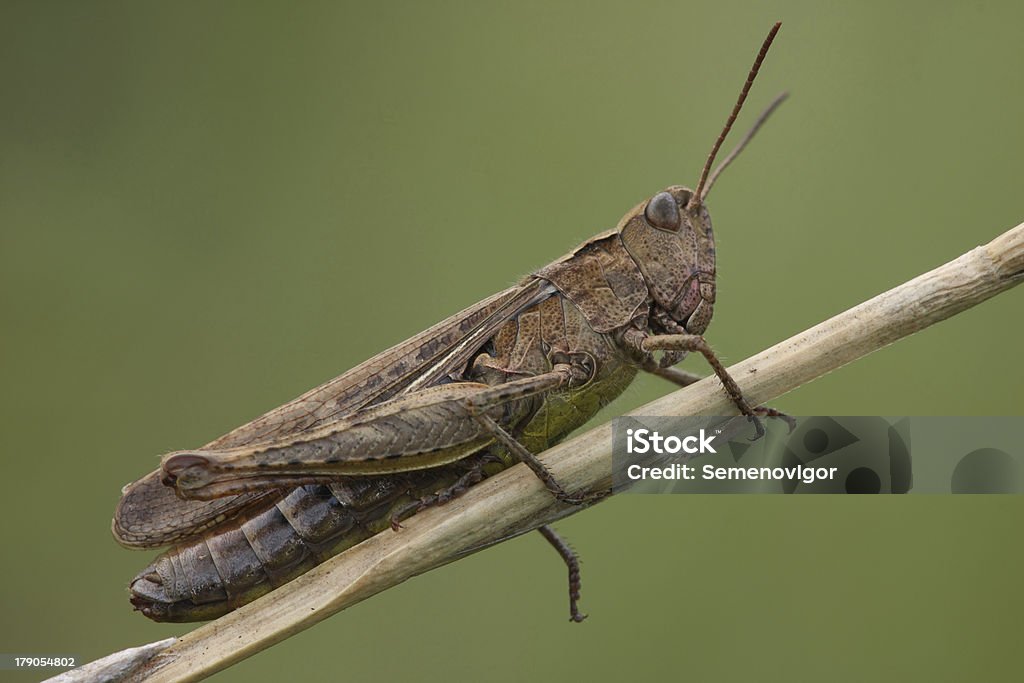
129 467 471 622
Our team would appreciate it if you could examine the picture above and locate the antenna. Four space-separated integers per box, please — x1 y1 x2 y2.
701 91 788 202
688 22 782 212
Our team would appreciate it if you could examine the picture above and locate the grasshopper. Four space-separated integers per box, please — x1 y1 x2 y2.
113 23 788 623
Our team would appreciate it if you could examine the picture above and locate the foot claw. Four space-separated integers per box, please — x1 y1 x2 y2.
752 406 797 433
746 414 766 441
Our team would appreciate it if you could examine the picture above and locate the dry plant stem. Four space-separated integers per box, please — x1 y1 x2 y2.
43 639 176 683
83 223 1023 683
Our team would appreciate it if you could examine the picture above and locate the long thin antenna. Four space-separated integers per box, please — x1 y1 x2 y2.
701 90 788 202
688 21 781 212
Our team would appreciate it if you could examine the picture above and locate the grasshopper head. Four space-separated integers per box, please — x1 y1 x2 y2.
619 187 715 334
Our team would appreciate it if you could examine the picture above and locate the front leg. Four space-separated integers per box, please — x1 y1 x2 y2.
642 364 704 388
625 328 764 438
643 351 797 433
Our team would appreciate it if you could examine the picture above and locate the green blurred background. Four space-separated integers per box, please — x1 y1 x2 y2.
2 2 1023 681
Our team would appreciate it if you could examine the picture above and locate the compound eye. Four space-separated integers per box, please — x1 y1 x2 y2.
644 191 681 231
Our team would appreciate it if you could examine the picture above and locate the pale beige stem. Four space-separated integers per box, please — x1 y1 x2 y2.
71 222 1024 683
42 639 176 683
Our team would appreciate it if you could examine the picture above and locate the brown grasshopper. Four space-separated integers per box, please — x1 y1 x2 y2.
113 23 788 623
